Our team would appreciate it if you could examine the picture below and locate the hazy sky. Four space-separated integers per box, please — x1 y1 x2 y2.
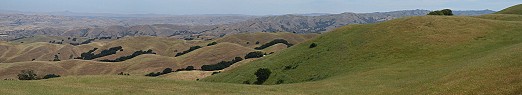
0 0 521 15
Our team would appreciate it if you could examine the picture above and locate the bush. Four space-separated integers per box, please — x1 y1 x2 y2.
117 72 130 76
175 46 202 57
42 74 60 79
207 42 218 46
428 9 453 16
201 57 243 71
309 43 317 48
17 70 38 80
254 68 272 85
254 39 293 50
53 55 60 61
245 51 265 59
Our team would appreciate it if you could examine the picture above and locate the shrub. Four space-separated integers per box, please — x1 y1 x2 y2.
201 57 243 71
309 43 317 48
17 70 38 80
207 42 218 46
254 39 293 50
117 72 130 76
254 68 271 85
42 74 60 79
53 55 60 61
175 46 202 57
245 51 265 59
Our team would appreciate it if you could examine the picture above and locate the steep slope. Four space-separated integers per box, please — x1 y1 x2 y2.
203 15 522 94
496 4 522 15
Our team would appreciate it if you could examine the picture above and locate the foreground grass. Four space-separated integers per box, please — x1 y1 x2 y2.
0 75 306 95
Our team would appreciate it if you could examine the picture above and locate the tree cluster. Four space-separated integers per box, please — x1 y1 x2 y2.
254 68 272 85
201 57 243 71
100 49 155 62
175 66 196 72
254 39 293 50
75 46 123 60
175 46 202 57
145 68 173 77
245 51 265 59
70 38 95 46
428 9 453 16
17 70 61 80
207 42 218 46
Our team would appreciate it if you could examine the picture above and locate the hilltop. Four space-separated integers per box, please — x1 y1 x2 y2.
496 4 522 15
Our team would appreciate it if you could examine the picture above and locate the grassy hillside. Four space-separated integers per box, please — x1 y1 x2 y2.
496 4 522 15
203 15 522 94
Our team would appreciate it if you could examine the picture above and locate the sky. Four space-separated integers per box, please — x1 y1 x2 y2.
0 0 521 15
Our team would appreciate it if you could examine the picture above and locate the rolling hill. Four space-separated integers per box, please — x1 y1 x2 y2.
0 4 521 95
201 4 522 94
0 32 316 79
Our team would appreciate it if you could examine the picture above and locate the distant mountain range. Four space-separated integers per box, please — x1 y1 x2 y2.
0 9 496 40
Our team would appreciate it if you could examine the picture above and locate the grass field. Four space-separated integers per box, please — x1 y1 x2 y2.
1 4 521 95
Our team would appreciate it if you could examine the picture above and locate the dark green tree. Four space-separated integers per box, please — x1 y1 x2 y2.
309 43 318 48
207 42 218 46
17 70 38 80
162 68 173 74
428 9 453 16
254 68 272 85
245 51 265 59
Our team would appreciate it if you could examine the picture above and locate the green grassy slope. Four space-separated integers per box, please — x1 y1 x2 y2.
496 4 522 15
202 15 522 94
